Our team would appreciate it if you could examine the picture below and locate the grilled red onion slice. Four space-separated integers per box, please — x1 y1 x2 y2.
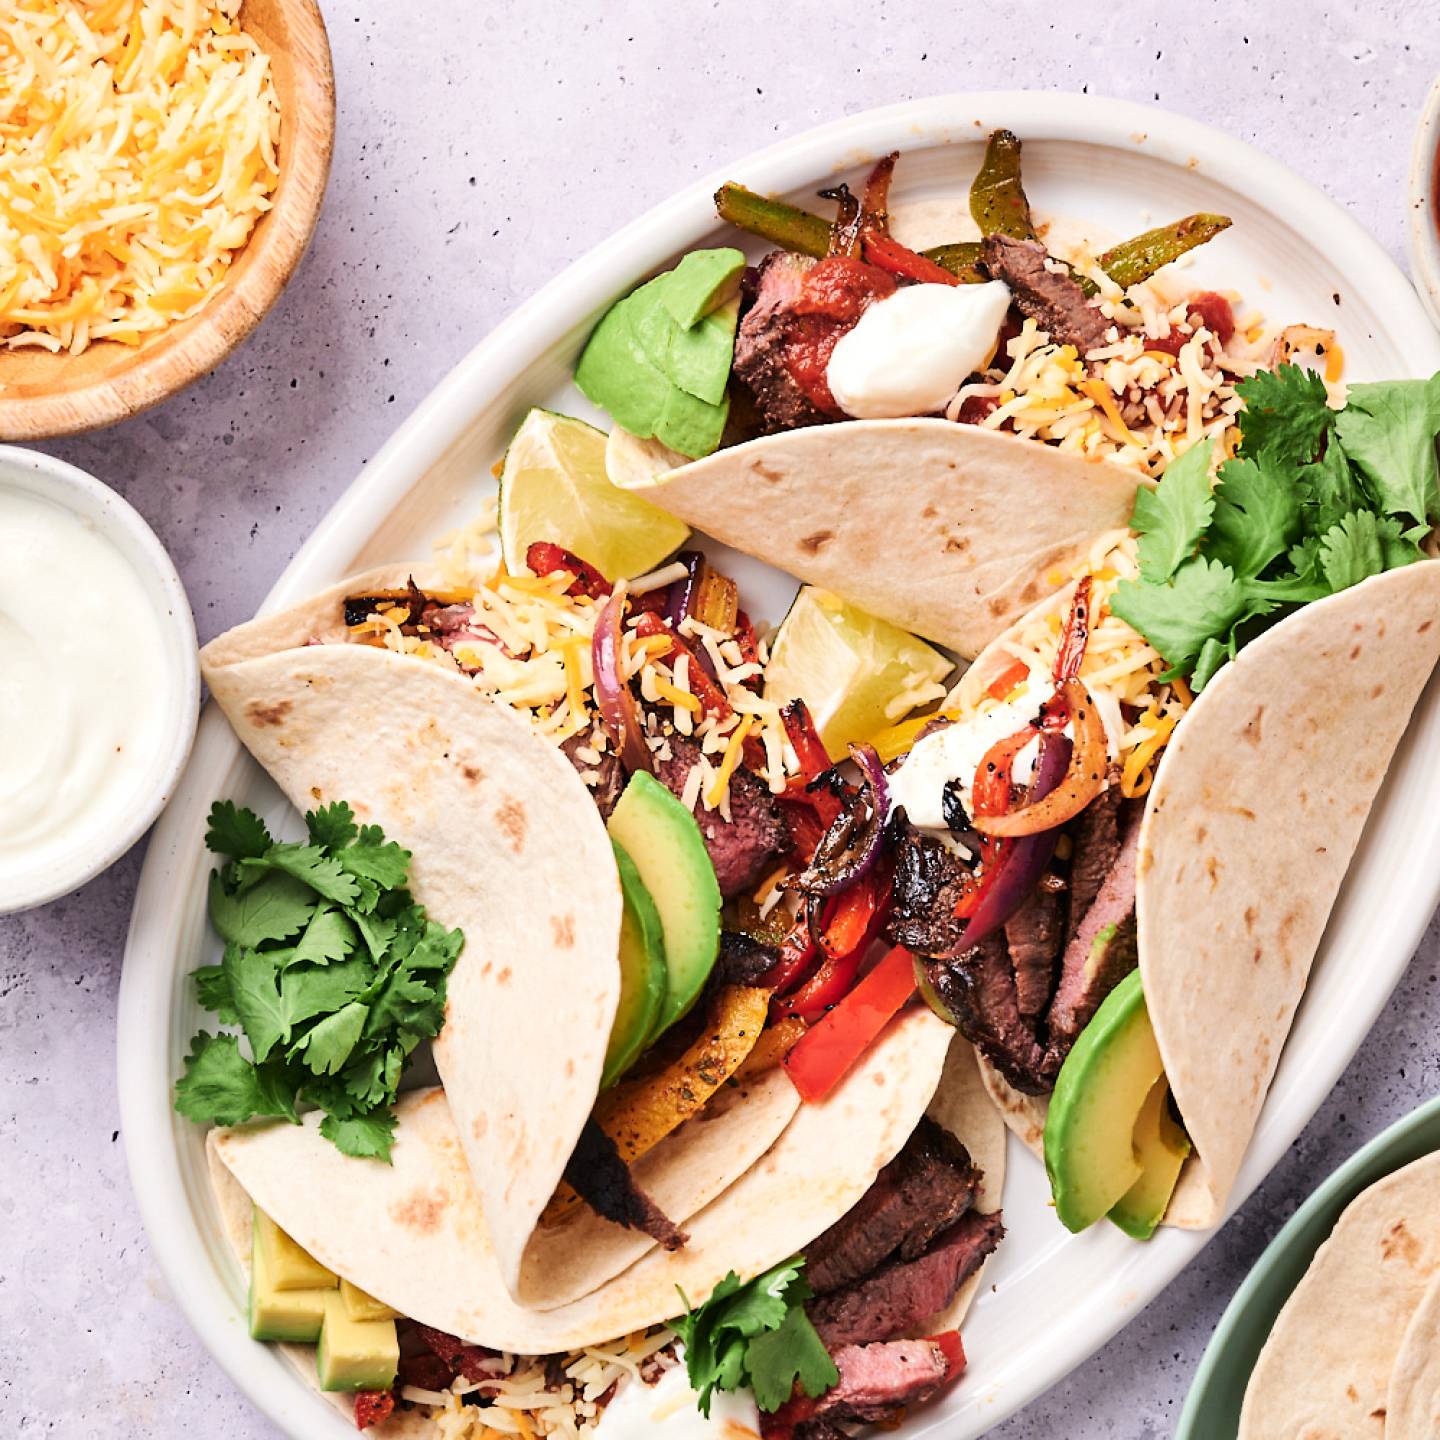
790 744 889 896
591 591 652 774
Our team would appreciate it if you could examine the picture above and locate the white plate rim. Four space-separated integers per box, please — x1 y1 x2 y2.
116 90 1440 1440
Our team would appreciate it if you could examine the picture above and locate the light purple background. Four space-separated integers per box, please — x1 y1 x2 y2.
4 3 1439 1435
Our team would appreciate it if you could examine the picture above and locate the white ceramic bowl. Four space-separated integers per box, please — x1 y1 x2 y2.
0 446 199 912
1409 76 1440 330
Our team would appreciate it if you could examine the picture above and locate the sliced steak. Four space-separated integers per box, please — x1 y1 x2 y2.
562 1118 687 1250
921 936 1051 1094
734 252 830 433
1005 883 1064 1018
808 1209 1005 1349
886 825 975 956
982 234 1110 354
810 1339 954 1422
807 1119 979 1295
560 732 626 820
1046 806 1142 1062
1066 767 1122 942
652 734 787 896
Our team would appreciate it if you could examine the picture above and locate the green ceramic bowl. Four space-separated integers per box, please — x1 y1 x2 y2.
1179 1094 1440 1437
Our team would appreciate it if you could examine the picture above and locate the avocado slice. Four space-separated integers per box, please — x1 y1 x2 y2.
340 1277 400 1324
1108 1077 1191 1240
249 1209 334 1343
606 772 721 1039
254 1208 337 1291
655 381 730 459
660 247 745 329
602 840 669 1086
667 298 740 406
316 1291 399 1393
1044 969 1163 1233
574 292 671 438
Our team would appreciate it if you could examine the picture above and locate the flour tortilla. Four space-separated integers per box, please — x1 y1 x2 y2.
1388 1263 1440 1438
209 1007 956 1354
199 594 801 1308
608 419 1144 660
959 563 1440 1229
1239 1152 1440 1438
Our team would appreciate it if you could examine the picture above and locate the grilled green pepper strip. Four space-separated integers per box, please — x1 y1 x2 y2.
921 241 987 283
1080 213 1234 296
969 129 1035 240
714 183 831 259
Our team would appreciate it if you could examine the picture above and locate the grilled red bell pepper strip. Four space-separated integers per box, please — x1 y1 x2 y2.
951 724 1037 919
1052 574 1093 685
929 1329 967 1387
780 860 893 1020
986 657 1031 701
632 611 732 719
525 541 611 598
756 915 820 995
783 944 918 1102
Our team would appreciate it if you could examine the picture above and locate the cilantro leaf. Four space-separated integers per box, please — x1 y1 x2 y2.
1111 557 1250 671
205 801 273 861
282 958 374 1028
1333 374 1440 524
1318 510 1422 592
746 1307 839 1412
222 946 293 1063
193 964 239 1024
238 843 360 907
290 906 356 967
294 1001 369 1076
678 1259 833 1416
306 801 358 850
1207 455 1301 580
1298 441 1367 534
1131 438 1214 582
353 909 398 962
208 868 314 948
339 826 412 890
174 1032 289 1127
320 1109 398 1161
1235 365 1334 467
1190 636 1232 693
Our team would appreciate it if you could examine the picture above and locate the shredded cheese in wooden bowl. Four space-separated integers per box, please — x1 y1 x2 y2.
0 0 281 355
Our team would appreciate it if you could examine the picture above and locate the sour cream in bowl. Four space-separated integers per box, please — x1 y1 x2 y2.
0 448 198 913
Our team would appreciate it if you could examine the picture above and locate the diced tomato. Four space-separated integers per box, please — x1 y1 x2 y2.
784 945 918 1101
1186 290 1235 344
784 256 898 413
353 1391 395 1430
524 541 611 598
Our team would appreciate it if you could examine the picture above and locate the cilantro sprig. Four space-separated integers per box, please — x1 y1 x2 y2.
174 801 462 1161
1111 367 1440 690
676 1258 837 1415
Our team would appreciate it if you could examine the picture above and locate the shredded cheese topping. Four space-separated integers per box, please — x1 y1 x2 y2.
0 0 281 353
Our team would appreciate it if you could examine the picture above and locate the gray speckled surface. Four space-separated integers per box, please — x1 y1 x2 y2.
2 2 1438 1435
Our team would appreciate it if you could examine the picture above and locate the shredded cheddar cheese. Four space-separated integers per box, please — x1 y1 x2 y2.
0 0 281 353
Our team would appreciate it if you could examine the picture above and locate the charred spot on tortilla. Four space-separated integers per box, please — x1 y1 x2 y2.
1420 618 1434 634
496 966 512 986
551 914 576 950
246 699 292 727
751 460 785 483
461 763 483 784
943 535 970 555
800 529 834 554
389 1188 447 1235
494 796 527 852
922 503 939 519
1382 1219 1425 1266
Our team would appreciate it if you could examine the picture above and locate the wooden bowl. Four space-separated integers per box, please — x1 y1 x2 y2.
0 0 335 441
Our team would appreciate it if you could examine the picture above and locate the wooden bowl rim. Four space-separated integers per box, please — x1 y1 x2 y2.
0 0 335 442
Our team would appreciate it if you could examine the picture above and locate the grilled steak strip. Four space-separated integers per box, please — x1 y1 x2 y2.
1046 805 1142 1062
803 1339 955 1424
921 935 1052 1094
1065 766 1122 941
1005 883 1064 1018
733 252 831 433
561 1118 687 1250
560 732 627 821
982 233 1111 353
652 734 788 897
808 1209 1005 1349
806 1119 979 1295
885 825 976 957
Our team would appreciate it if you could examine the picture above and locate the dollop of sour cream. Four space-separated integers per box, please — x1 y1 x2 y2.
887 682 1055 829
0 485 175 893
826 279 1012 419
593 1362 761 1439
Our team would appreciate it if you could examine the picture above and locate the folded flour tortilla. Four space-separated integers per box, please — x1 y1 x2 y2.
962 562 1440 1228
200 590 805 1307
607 418 1144 660
1239 1151 1440 1437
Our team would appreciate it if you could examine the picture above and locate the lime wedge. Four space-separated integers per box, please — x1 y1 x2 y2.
499 408 691 582
764 586 953 761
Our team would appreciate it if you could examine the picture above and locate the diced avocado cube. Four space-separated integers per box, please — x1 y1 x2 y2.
655 383 729 460
255 1208 337 1291
575 293 670 438
660 248 746 329
340 1277 401 1324
249 1214 331 1343
316 1291 399 1393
